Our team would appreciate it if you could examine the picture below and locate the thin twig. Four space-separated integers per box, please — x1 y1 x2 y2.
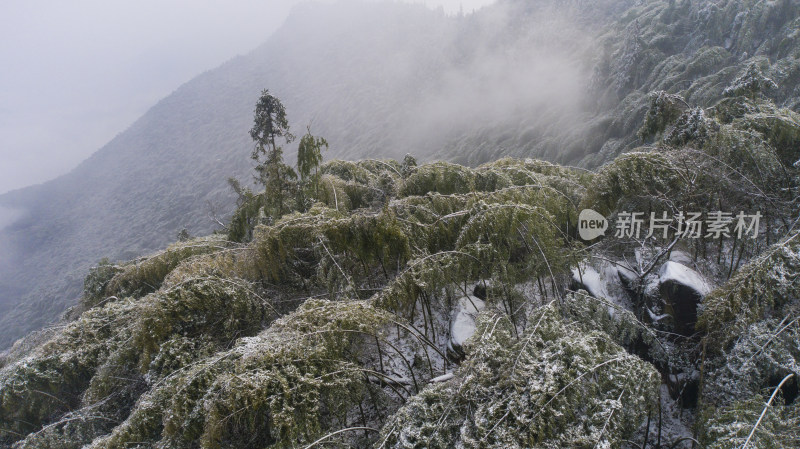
741 373 795 449
302 426 379 449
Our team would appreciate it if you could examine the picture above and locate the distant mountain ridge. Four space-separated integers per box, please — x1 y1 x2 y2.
1 0 799 348
0 1 459 347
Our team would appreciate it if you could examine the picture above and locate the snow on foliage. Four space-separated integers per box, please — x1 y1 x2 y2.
723 63 779 99
0 156 591 447
3 66 800 446
379 303 660 448
698 233 800 349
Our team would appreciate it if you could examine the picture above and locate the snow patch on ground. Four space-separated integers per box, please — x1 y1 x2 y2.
572 262 634 315
629 384 696 449
571 265 608 299
429 372 454 383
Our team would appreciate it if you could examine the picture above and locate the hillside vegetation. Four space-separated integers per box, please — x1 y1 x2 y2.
1 65 799 447
2 0 800 351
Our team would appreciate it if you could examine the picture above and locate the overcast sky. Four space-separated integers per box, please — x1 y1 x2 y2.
0 0 495 195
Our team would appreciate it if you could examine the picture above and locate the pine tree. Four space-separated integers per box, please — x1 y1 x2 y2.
250 90 297 217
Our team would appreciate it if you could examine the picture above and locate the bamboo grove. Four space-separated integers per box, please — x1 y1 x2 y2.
2 71 800 447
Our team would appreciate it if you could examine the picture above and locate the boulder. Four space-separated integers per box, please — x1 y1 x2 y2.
571 263 635 315
570 265 607 299
447 295 485 357
658 261 712 336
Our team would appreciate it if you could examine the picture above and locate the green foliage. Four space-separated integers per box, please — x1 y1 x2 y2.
560 291 668 366
401 153 417 177
0 300 138 444
297 127 327 181
703 318 800 408
582 151 686 216
131 278 272 373
250 89 294 155
597 91 798 241
258 146 298 218
103 235 227 299
638 90 688 141
664 107 717 147
379 304 661 448
247 204 411 297
454 202 567 281
701 397 800 449
373 246 489 316
82 258 123 309
89 299 394 449
703 119 785 185
699 288 800 448
177 228 191 242
227 180 266 242
9 0 800 356
740 108 800 166
698 233 800 352
710 96 761 124
6 3 800 447
1 153 599 446
400 161 478 196
5 135 800 448
250 89 298 218
0 276 272 447
228 156 585 307
296 127 329 211
318 159 401 211
723 63 779 99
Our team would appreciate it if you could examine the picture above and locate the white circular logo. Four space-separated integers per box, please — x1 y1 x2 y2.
578 209 608 241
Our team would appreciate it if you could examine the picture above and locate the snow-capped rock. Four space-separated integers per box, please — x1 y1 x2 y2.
571 263 635 316
659 261 712 297
668 250 694 266
571 265 607 299
658 261 713 335
448 296 485 356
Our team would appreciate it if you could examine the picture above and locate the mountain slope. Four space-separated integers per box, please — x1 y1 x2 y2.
1 0 800 349
1 87 798 444
0 1 800 446
0 2 458 347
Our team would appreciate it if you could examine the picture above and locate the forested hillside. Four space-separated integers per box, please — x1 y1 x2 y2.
0 1 456 347
2 0 798 349
1 63 799 445
0 7 799 445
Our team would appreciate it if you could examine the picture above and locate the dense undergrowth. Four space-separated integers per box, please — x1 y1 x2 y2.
3 28 800 449
5 0 800 362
